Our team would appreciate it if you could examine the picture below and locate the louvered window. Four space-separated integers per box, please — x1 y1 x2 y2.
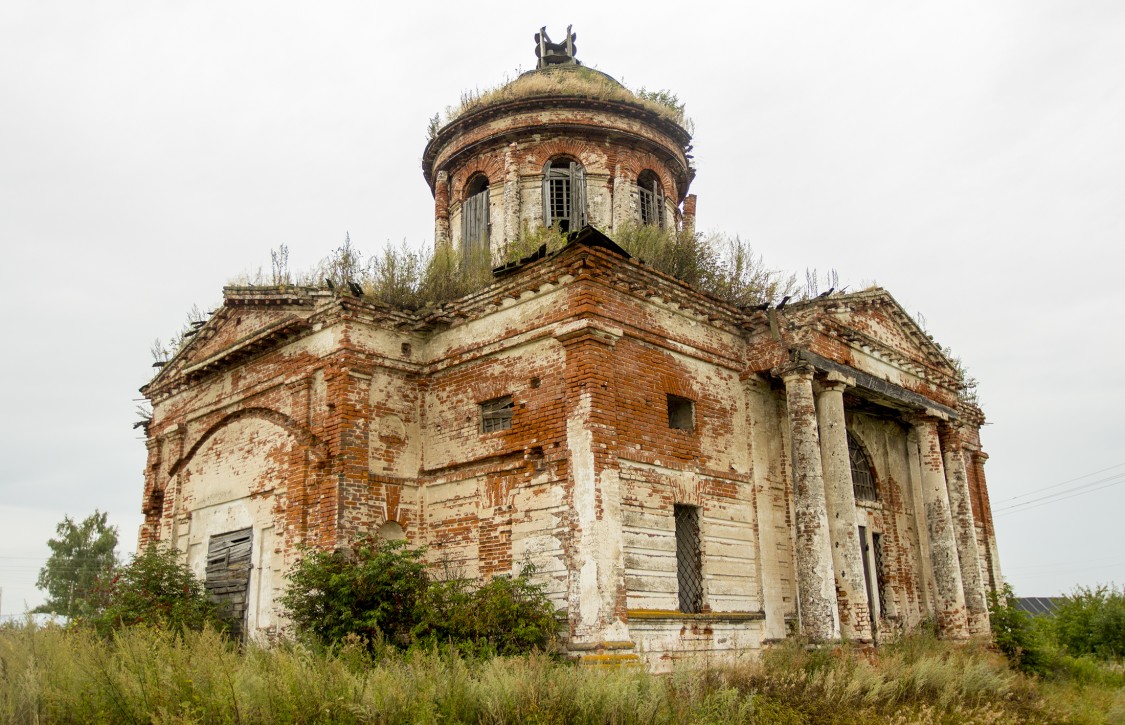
461 176 490 266
638 170 664 227
848 433 878 502
543 160 586 232
674 504 703 613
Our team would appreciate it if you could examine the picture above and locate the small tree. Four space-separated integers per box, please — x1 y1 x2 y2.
85 543 217 635
1052 584 1125 660
280 538 430 648
35 511 118 618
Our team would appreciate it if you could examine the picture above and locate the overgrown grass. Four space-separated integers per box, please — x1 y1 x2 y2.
3 622 1122 724
436 65 692 134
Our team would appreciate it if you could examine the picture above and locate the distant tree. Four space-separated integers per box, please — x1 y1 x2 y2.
1051 584 1125 660
35 511 118 618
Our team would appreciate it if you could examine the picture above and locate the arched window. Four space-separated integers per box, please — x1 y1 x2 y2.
543 158 586 232
638 170 664 227
848 432 878 502
461 174 490 263
378 520 406 541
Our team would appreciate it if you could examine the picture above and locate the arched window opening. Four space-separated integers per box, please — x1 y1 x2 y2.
461 175 490 264
638 170 664 227
378 520 406 541
543 158 586 232
848 432 878 502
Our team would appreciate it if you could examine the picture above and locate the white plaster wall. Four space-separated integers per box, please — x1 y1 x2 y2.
175 417 292 639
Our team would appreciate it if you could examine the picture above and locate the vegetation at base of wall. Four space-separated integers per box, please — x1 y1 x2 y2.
4 622 1124 724
280 538 560 656
80 543 220 636
431 65 693 137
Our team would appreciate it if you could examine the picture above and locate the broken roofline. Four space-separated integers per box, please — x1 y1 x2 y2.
145 227 968 408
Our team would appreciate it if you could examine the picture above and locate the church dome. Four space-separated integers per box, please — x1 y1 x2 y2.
422 29 695 262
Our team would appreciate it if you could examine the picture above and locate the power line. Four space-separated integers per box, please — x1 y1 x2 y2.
995 472 1125 516
993 460 1125 504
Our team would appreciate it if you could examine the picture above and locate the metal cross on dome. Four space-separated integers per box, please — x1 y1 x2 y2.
535 25 579 69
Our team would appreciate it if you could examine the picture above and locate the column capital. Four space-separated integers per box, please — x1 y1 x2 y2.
938 422 968 452
773 361 815 383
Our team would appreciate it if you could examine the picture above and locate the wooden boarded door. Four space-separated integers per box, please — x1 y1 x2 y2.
205 528 253 640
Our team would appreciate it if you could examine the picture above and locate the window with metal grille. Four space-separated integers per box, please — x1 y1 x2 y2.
674 504 703 613
543 159 586 232
872 532 887 615
479 395 513 433
667 394 694 431
461 175 490 265
848 432 878 501
638 170 664 227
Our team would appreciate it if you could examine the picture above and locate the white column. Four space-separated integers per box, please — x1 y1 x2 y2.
815 376 872 642
912 415 968 638
941 425 990 635
780 364 840 641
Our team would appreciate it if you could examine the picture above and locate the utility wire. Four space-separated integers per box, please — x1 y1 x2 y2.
993 460 1125 504
995 472 1125 516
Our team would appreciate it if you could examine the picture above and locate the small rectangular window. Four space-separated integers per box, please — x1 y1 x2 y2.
667 394 694 431
479 395 513 433
674 504 703 613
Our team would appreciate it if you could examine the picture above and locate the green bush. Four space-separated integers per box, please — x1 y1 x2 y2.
1052 584 1125 660
418 567 559 656
279 538 430 648
281 539 560 656
83 543 218 635
987 582 1048 674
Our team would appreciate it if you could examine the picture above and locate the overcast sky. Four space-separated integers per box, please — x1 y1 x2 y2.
2 1 1123 618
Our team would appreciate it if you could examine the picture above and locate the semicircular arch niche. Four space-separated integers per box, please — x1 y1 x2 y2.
176 414 303 640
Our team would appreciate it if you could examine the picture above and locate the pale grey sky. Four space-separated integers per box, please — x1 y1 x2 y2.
2 1 1123 617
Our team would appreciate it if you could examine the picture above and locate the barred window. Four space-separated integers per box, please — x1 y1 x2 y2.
479 395 513 433
674 504 703 613
543 159 586 232
638 170 664 227
848 432 878 501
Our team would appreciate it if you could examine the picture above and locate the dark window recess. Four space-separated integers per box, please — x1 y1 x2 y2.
480 395 514 433
461 176 490 267
667 394 694 431
205 528 253 641
675 504 704 613
543 160 587 232
638 170 664 227
848 432 878 501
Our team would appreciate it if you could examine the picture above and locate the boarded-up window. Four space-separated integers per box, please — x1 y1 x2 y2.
675 504 703 613
205 528 253 640
543 160 586 232
638 170 664 227
480 395 514 433
461 175 490 266
848 433 878 502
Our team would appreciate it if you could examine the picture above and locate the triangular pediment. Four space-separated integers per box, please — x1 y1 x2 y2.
144 287 322 394
793 287 960 382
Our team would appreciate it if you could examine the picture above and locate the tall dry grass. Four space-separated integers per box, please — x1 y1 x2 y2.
3 621 1122 724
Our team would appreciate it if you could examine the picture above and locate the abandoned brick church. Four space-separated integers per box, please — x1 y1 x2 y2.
139 29 1001 668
